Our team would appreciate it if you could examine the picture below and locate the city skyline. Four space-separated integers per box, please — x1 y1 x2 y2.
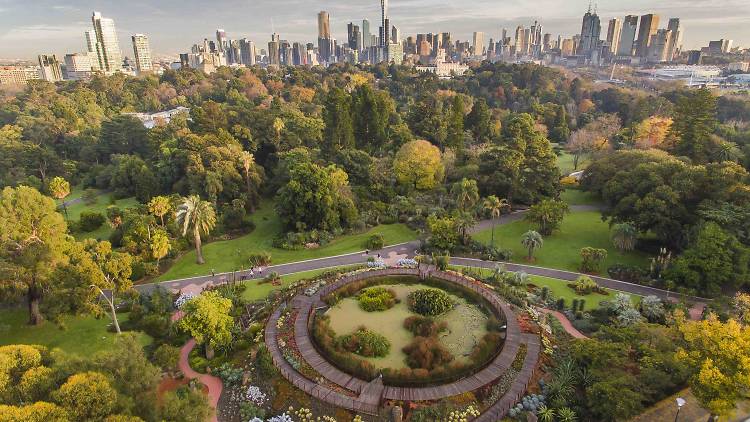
1 0 749 60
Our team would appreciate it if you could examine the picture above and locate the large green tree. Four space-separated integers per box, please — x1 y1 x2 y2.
668 88 718 163
322 87 355 153
524 199 570 236
393 140 444 190
175 195 216 265
176 290 234 359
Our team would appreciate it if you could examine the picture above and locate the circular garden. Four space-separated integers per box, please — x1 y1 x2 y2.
312 274 507 386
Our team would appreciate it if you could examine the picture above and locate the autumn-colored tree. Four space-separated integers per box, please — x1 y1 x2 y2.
150 229 171 268
53 372 118 421
565 114 620 170
393 140 444 190
633 116 672 149
675 313 750 419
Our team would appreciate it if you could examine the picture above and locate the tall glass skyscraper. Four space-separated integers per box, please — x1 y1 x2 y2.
90 11 123 73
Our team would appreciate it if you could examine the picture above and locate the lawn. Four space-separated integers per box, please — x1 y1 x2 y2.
556 151 588 175
472 211 649 273
158 200 417 282
240 266 359 301
62 192 140 241
560 188 601 206
0 308 151 356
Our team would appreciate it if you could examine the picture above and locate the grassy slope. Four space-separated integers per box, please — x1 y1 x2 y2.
560 188 601 206
64 192 140 241
159 201 417 282
0 309 151 356
240 266 359 301
556 151 589 175
472 211 648 273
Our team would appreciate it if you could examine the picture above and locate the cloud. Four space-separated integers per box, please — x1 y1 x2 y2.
0 23 87 42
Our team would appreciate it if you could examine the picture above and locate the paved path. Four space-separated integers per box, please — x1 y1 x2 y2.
536 308 588 339
178 339 223 422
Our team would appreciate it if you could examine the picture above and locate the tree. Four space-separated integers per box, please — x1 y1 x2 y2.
733 293 750 326
175 196 216 265
53 372 118 421
159 387 211 422
451 178 479 212
521 230 543 261
147 195 171 227
176 291 234 359
611 222 638 251
633 116 672 149
351 84 393 153
524 199 570 236
426 215 459 252
668 88 717 163
86 240 134 334
239 151 263 211
454 211 476 245
639 296 665 322
322 87 354 153
47 177 70 220
393 140 444 190
465 98 492 142
483 195 510 248
0 401 69 422
579 247 608 273
675 313 750 419
565 114 619 170
150 229 171 268
0 186 69 325
446 95 465 150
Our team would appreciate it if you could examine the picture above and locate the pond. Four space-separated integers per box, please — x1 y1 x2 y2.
324 283 489 369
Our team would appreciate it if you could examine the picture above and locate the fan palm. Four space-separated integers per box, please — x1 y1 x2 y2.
611 222 638 251
175 195 216 265
48 176 71 220
483 195 510 248
521 230 543 261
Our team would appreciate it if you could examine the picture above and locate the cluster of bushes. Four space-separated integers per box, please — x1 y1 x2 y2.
357 287 397 311
571 276 603 295
407 288 455 316
365 233 385 250
579 247 608 273
312 315 379 380
247 251 272 267
272 229 336 250
607 264 650 284
78 210 106 232
403 336 454 370
338 327 391 357
404 315 447 337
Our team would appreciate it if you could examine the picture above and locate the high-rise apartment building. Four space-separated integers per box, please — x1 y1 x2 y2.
635 14 659 57
362 20 371 49
0 66 41 86
606 18 622 55
240 39 257 66
666 18 682 62
617 15 639 56
90 11 123 73
391 25 400 44
647 29 673 62
472 32 485 56
577 7 601 57
38 55 63 82
216 29 227 52
317 11 331 39
348 23 361 51
131 34 152 73
268 33 281 67
708 39 732 53
64 53 94 80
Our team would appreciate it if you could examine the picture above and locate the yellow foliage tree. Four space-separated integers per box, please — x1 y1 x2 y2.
393 140 444 190
675 313 750 418
634 116 673 149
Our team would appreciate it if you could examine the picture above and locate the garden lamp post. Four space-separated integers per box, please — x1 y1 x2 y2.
674 397 686 422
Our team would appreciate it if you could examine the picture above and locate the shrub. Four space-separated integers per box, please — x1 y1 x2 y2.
255 344 276 376
408 289 455 316
403 316 447 337
365 233 385 250
152 344 180 372
82 188 98 205
78 211 106 232
403 336 454 370
580 247 608 273
338 327 391 357
556 298 566 310
573 275 599 294
607 264 649 284
248 252 272 267
357 287 397 312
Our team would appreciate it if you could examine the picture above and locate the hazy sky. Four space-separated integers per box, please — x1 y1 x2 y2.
0 0 748 59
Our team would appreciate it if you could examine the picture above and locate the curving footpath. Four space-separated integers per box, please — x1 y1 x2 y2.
536 308 588 339
178 340 223 422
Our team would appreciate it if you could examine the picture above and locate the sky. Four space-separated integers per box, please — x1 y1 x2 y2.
0 0 749 60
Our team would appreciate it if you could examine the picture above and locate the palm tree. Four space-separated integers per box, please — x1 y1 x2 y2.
483 195 510 248
611 222 638 251
713 140 741 163
147 195 171 227
175 195 216 265
239 151 261 211
521 230 543 261
454 211 476 244
451 178 479 211
48 176 71 220
272 117 285 144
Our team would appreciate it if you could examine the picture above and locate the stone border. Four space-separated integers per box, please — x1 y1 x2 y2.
265 266 542 418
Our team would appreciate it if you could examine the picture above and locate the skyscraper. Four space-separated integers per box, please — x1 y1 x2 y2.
216 29 227 51
38 55 62 82
577 6 601 57
666 18 683 62
380 0 389 48
635 14 660 57
348 23 361 51
606 18 622 55
268 33 280 66
362 19 371 49
240 39 256 66
318 11 331 39
90 11 123 73
617 15 639 56
472 32 485 56
131 34 152 73
647 29 673 63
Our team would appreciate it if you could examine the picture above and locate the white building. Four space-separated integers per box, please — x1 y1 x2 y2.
415 53 469 78
0 66 41 86
64 53 95 80
131 34 153 73
38 55 63 82
123 107 190 129
90 11 123 73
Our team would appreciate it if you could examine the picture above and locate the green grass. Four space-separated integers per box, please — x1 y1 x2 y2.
61 193 139 240
0 308 151 356
240 266 359 301
556 151 588 175
158 201 417 282
472 211 649 273
560 188 601 206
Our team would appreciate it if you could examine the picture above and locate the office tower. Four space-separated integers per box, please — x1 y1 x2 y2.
647 29 673 62
687 50 702 65
417 40 432 57
90 11 123 73
131 34 152 73
268 34 280 66
362 20 371 49
543 33 552 51
318 11 331 39
577 6 601 56
472 32 485 56
708 39 732 54
380 0 389 48
347 23 361 51
38 55 63 82
514 26 525 55
391 25 400 44
635 14 659 57
240 39 256 66
216 29 227 51
666 18 682 62
606 18 622 55
617 15 638 56
561 38 575 56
